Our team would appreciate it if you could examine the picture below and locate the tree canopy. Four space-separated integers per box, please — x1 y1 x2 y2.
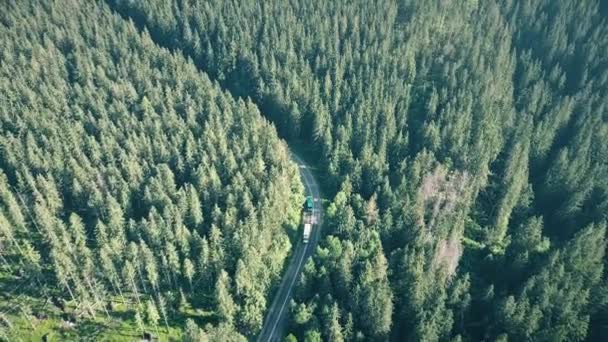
0 0 302 339
1 0 607 340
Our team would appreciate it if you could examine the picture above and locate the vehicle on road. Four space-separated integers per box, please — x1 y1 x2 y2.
303 196 315 243
303 223 311 243
304 196 313 212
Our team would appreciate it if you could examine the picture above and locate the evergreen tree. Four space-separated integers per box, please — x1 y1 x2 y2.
214 270 237 325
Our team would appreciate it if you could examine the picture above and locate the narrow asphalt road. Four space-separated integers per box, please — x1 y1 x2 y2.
256 152 323 342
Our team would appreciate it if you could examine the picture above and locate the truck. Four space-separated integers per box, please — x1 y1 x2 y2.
304 196 314 212
303 223 312 244
303 196 315 243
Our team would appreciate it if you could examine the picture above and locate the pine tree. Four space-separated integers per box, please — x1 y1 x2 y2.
146 300 160 335
214 270 237 325
327 303 344 342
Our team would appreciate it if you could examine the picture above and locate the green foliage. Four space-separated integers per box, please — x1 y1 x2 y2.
2 0 608 340
303 329 322 342
214 270 237 326
184 319 208 342
284 333 298 342
498 224 606 341
0 0 301 338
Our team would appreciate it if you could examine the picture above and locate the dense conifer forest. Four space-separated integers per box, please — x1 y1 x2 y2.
0 0 302 340
1 0 607 341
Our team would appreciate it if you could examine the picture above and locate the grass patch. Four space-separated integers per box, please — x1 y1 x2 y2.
0 273 215 341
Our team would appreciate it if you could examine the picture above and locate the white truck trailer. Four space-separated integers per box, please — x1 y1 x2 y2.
303 223 312 243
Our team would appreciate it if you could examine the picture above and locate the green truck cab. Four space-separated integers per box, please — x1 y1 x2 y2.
304 196 314 212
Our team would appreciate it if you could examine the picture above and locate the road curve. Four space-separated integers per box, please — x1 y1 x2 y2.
256 151 323 342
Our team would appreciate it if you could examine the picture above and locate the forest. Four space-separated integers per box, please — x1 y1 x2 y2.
1 0 607 341
0 0 303 340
